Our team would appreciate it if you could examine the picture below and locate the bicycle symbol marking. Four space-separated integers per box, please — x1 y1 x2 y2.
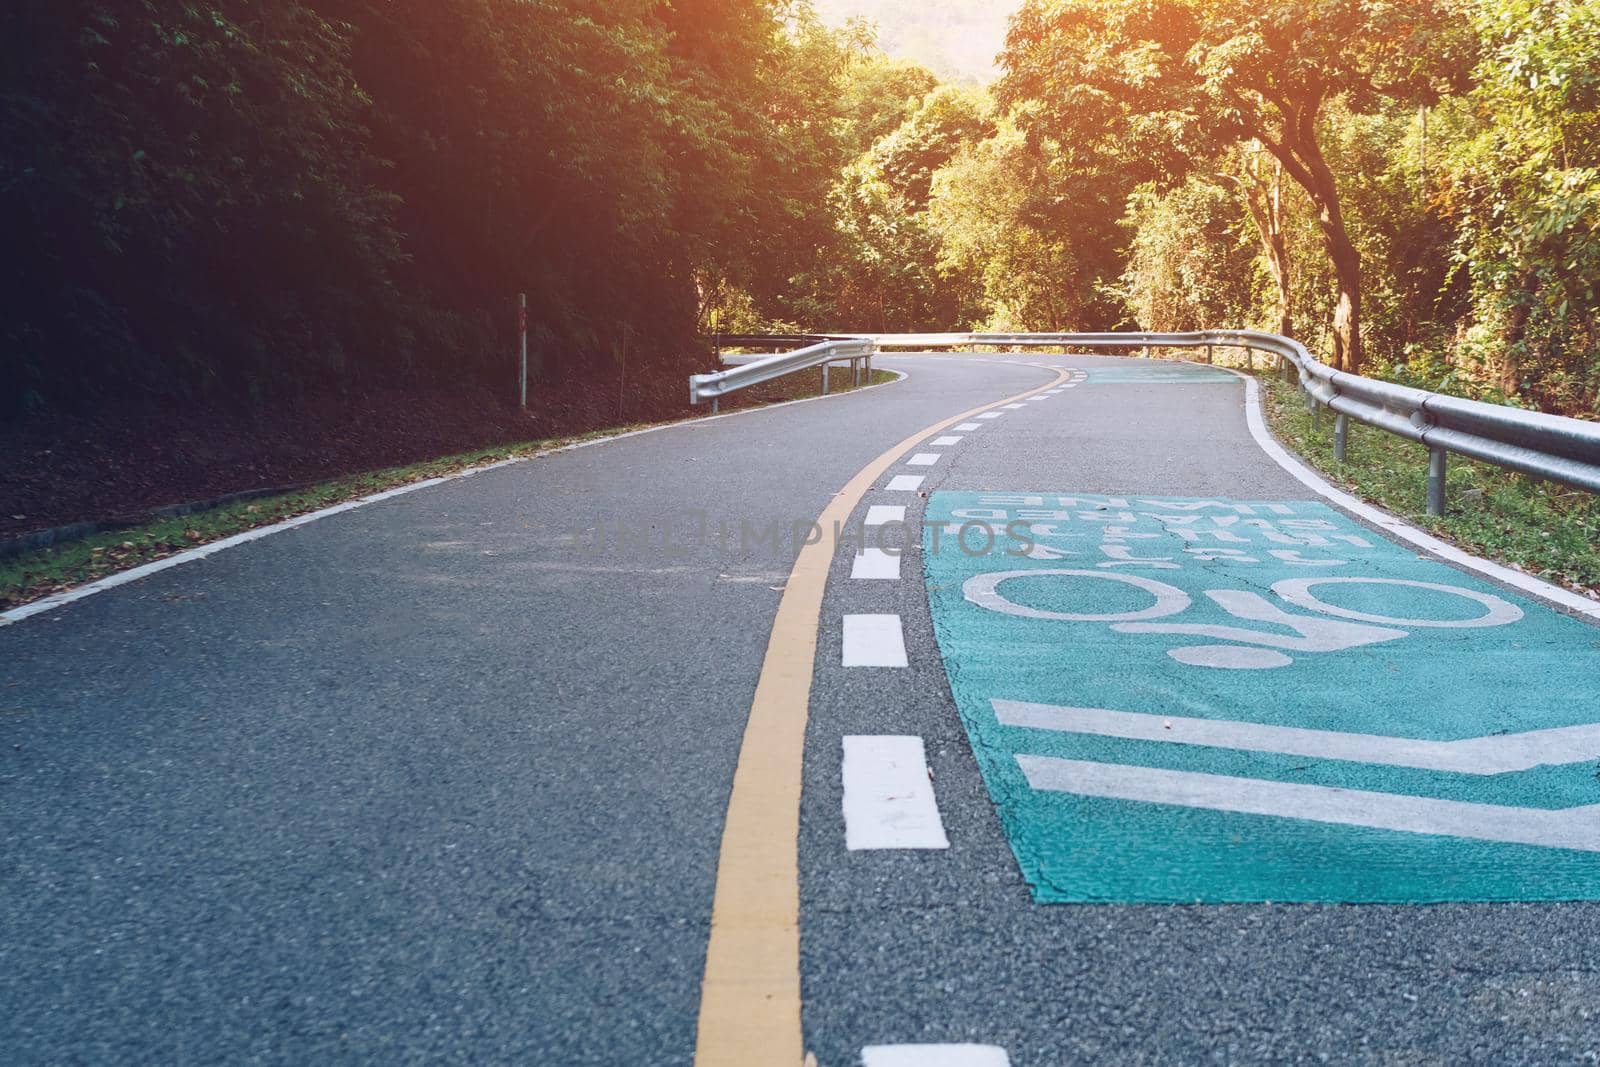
963 569 1524 670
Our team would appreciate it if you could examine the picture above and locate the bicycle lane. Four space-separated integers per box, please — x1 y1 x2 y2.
930 490 1600 901
799 355 1600 1065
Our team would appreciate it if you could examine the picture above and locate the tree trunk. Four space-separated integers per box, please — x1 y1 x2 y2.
1241 155 1294 339
1300 143 1362 374
1261 111 1364 374
1500 269 1537 396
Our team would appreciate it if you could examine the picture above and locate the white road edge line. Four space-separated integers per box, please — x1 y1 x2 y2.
884 475 925 492
1017 754 1600 853
1225 368 1600 620
1 368 919 628
842 614 909 668
841 736 950 850
862 1045 1011 1067
850 548 902 581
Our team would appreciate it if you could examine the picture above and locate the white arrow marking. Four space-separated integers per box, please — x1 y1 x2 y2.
1015 755 1600 852
993 699 1600 774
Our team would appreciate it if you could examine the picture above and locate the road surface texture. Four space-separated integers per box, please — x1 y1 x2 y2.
3 354 1597 1065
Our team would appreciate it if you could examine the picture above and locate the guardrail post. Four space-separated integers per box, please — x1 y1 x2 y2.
1246 348 1254 372
1205 345 1214 364
1333 412 1349 461
1311 400 1322 432
711 396 719 415
852 357 861 388
1427 448 1447 516
822 362 830 395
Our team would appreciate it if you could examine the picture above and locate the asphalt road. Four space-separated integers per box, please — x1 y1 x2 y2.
3 353 1598 1065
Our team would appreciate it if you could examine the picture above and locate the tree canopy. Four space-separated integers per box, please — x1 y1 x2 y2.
3 0 1597 424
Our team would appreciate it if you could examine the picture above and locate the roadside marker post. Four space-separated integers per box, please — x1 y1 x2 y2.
518 292 529 409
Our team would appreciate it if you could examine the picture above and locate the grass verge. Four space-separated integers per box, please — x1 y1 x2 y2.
1259 371 1600 602
1 365 897 611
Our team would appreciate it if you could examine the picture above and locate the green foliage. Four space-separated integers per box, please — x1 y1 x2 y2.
928 118 1122 330
1 1 405 409
0 0 857 415
1119 176 1256 332
1439 0 1600 415
998 0 1474 372
834 53 939 156
868 84 993 208
7 0 1598 428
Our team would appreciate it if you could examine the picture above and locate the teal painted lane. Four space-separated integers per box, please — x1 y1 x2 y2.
923 492 1600 902
1079 363 1237 385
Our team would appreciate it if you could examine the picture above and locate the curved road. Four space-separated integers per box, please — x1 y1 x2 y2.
2 354 1597 1064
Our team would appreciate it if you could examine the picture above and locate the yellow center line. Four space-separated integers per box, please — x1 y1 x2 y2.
694 364 1073 1066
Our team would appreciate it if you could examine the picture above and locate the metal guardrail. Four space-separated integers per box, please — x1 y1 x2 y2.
689 337 875 413
693 329 1600 514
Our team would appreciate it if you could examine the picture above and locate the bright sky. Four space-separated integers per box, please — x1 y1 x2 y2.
810 0 1018 82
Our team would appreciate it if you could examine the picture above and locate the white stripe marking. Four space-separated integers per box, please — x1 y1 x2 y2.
885 475 924 492
930 435 964 446
954 422 982 431
977 412 1004 420
862 1045 1010 1067
864 505 906 526
842 614 908 667
842 736 949 850
1002 403 1026 410
850 548 902 581
994 699 1600 775
907 453 942 466
1017 755 1600 852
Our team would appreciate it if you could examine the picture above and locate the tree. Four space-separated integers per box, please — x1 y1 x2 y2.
929 117 1124 330
1119 175 1258 333
1441 0 1600 412
999 0 1475 373
867 83 993 208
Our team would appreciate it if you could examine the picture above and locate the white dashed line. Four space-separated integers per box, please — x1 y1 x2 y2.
842 614 908 667
884 475 924 491
1002 403 1026 410
907 453 942 466
850 548 902 581
953 422 982 431
864 505 905 526
930 435 964 446
977 412 1004 420
841 736 949 850
862 1045 1010 1067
